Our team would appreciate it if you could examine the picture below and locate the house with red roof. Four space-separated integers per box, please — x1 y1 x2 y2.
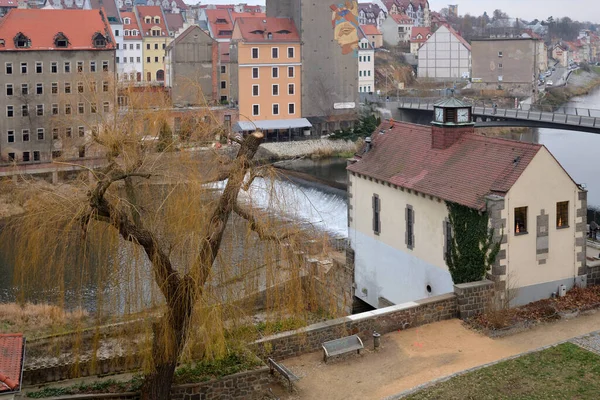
409 26 430 55
360 24 383 48
358 3 386 28
552 43 569 67
0 9 116 164
136 5 170 83
417 25 471 79
0 334 25 399
384 0 430 27
348 97 586 308
380 12 412 45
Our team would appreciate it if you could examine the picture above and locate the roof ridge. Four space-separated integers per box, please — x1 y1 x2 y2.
463 132 543 148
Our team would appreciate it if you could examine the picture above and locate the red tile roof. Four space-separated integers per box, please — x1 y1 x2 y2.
205 8 233 39
165 12 184 33
0 334 24 393
136 5 169 37
410 26 431 43
347 120 543 210
0 9 115 51
390 12 412 24
90 0 120 21
360 24 381 36
233 17 299 43
0 0 17 8
121 11 141 39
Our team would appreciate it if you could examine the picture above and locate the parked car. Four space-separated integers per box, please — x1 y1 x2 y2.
546 80 554 87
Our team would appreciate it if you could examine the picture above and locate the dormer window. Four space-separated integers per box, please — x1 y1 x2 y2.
267 32 273 39
154 17 160 23
215 18 227 24
145 17 151 23
276 30 291 34
152 29 161 36
123 17 130 24
250 30 264 35
92 32 107 48
14 32 30 48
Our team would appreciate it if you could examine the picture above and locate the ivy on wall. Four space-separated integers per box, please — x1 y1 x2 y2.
446 201 502 284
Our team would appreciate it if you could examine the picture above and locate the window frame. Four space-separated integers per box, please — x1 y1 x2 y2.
272 67 279 78
252 67 259 79
252 84 259 97
6 83 12 96
272 103 279 115
514 206 528 235
288 103 295 115
37 128 44 140
22 129 30 142
20 62 27 74
5 62 12 75
406 205 414 249
271 47 279 59
251 47 259 59
556 201 569 229
36 104 44 116
252 104 260 116
7 129 14 143
35 61 42 74
272 84 279 96
287 47 294 58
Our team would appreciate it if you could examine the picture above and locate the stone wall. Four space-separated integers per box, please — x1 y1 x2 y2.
453 280 495 319
587 264 600 286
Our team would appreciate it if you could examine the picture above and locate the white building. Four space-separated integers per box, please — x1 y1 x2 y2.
417 25 470 79
121 11 143 81
90 0 123 78
358 37 375 93
348 98 586 308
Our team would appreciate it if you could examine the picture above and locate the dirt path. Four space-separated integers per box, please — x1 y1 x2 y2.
279 310 600 400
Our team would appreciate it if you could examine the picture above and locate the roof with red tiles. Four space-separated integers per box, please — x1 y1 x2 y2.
233 17 299 43
205 8 233 39
0 334 24 394
165 12 184 33
0 0 17 8
136 5 169 37
390 12 412 24
0 9 115 51
410 26 431 43
231 11 265 20
200 3 262 13
90 0 120 21
360 24 381 36
347 120 543 210
121 11 141 39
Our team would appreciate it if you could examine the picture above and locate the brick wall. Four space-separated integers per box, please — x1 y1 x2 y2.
453 280 495 319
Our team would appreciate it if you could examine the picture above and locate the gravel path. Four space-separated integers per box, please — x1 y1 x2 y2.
571 331 600 355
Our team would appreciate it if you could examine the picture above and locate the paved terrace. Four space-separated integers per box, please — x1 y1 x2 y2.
278 310 600 400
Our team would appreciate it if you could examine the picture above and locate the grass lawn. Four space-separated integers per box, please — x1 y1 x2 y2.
405 343 600 400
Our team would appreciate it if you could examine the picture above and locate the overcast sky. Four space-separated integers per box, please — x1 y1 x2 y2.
192 0 598 23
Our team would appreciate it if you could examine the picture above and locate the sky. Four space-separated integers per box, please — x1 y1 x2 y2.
191 0 599 23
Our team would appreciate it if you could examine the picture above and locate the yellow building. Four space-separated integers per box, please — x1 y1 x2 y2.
231 17 311 137
136 6 172 83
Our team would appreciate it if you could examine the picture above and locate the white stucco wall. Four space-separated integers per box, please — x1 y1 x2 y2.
417 25 470 79
349 172 454 308
112 23 125 76
504 148 583 293
358 44 375 93
122 39 143 81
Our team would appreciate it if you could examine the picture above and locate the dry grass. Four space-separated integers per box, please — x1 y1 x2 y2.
0 303 89 337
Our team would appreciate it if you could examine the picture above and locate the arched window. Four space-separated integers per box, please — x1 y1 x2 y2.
156 69 164 81
124 29 130 36
154 16 160 23
123 17 131 24
145 17 151 23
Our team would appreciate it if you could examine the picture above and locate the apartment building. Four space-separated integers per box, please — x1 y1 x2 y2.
0 9 116 164
121 11 143 81
136 5 171 83
358 36 375 93
230 17 310 137
91 0 123 77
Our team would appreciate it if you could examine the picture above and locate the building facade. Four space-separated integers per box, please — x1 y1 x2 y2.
166 25 218 106
552 44 569 67
417 25 471 79
360 24 383 48
380 12 412 46
409 26 430 55
121 11 144 81
91 0 123 77
0 9 115 164
348 99 586 308
471 38 538 97
358 3 386 28
358 38 375 93
137 5 171 83
384 0 430 27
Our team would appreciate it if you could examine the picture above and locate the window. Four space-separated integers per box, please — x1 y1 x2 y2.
136 43 140 50
36 62 42 73
124 17 130 24
146 43 150 50
288 47 294 58
137 57 141 63
498 63 503 69
33 151 40 161
77 61 83 72
252 84 259 96
102 61 109 72
272 103 279 115
36 83 43 95
359 71 362 77
372 194 381 234
21 83 28 95
288 66 294 78
103 101 110 113
21 105 28 117
78 102 84 114
51 62 58 73
557 201 569 228
52 103 58 115
116 57 120 64
146 57 151 63
78 126 85 137
52 128 58 140
37 128 44 140
65 103 71 114
79 146 85 158
65 82 71 94
406 205 414 249
6 62 12 74
6 105 13 117
272 84 279 96
103 81 109 92
90 61 96 72
154 43 158 50
252 67 259 79
22 152 30 162
498 51 503 58
115 30 119 37
272 67 278 78
78 82 84 93
7 130 14 143
221 65 226 74
129 44 133 50
252 104 259 116
21 62 27 74
272 47 279 58
36 104 43 116
514 206 528 234
220 81 226 89
288 103 295 114
15 33 30 48
252 48 259 59
5 84 12 96
64 61 71 73
52 83 58 94
22 129 29 142
154 57 159 63
288 83 294 95
55 35 68 48
91 103 97 113
130 57 134 63
8 153 15 161
162 43 165 50
66 127 72 137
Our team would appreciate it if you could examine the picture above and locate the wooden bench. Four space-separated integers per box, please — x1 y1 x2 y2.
322 334 364 363
268 358 300 391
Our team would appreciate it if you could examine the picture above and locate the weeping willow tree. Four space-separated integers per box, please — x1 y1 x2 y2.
2 76 337 399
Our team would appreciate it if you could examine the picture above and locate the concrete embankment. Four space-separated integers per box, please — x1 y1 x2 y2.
257 139 357 160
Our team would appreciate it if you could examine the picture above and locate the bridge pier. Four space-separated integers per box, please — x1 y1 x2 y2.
52 171 59 185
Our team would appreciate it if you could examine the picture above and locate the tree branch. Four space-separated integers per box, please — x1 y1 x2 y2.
233 203 295 241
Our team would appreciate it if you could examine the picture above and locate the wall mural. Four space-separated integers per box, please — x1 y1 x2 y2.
330 0 360 56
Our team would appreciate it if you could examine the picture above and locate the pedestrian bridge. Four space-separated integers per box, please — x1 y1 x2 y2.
383 97 600 134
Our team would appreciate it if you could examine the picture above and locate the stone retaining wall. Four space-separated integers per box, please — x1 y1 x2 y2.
454 281 495 319
261 139 356 159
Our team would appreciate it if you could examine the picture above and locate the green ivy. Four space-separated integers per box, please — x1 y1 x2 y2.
446 201 502 284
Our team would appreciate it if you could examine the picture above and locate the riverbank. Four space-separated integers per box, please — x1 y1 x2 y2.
258 139 358 160
542 68 600 107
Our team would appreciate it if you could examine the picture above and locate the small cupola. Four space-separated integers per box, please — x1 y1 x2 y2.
431 95 475 150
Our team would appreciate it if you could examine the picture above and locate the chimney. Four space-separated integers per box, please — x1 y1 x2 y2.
365 137 372 153
431 125 472 150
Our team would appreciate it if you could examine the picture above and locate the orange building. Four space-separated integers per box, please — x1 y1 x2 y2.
230 17 311 137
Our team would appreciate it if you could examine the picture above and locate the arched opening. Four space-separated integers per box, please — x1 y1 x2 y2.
136 72 142 82
156 69 164 81
146 72 151 82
